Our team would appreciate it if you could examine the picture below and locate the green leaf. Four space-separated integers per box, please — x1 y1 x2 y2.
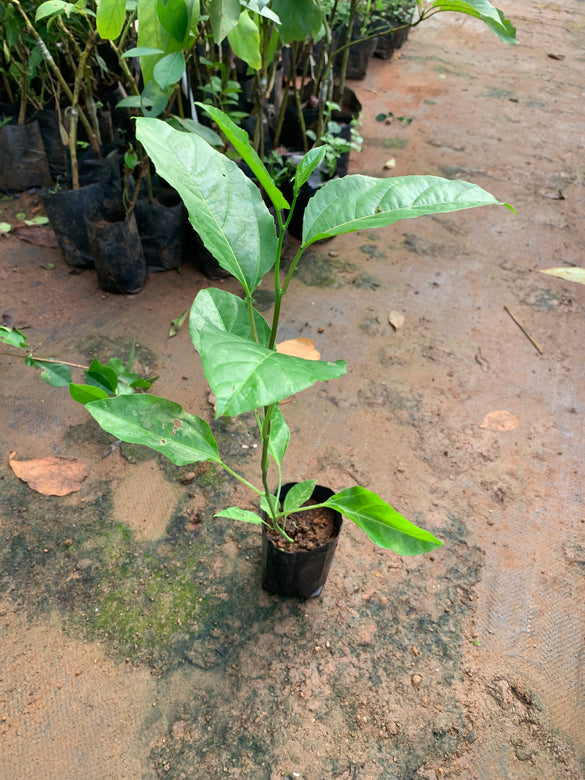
169 310 187 337
121 46 165 57
198 327 346 417
0 325 28 349
294 146 327 192
283 479 316 514
227 10 261 70
323 487 444 555
189 288 271 351
430 0 517 44
36 361 72 387
208 0 240 43
243 0 280 23
85 394 220 465
166 116 224 147
156 0 188 42
97 0 126 39
270 0 322 43
539 267 585 285
136 117 278 294
0 222 12 233
35 0 70 21
215 507 264 524
302 174 511 245
198 104 289 211
70 383 111 404
85 359 119 393
137 0 183 86
153 50 185 89
267 407 290 465
140 80 173 117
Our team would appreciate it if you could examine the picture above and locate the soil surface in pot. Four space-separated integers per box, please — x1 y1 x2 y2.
265 504 338 551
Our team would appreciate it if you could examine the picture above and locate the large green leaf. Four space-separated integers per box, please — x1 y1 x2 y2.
156 0 188 42
198 104 289 211
189 288 271 351
431 0 517 44
198 327 346 417
302 174 510 245
323 487 444 555
208 0 240 43
270 0 322 43
136 118 278 294
227 10 261 70
96 0 126 39
86 394 220 465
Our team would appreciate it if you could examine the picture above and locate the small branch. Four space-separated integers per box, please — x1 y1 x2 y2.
504 306 543 354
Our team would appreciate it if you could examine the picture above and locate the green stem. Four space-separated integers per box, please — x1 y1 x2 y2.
220 463 263 496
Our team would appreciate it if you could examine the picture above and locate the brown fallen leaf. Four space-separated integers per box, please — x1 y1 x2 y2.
12 226 60 248
276 337 321 360
388 310 405 331
9 452 89 496
479 410 519 432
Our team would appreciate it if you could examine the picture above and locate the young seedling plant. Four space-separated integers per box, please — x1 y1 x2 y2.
2 105 512 558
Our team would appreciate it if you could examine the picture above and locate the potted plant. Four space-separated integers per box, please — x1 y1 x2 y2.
31 105 505 599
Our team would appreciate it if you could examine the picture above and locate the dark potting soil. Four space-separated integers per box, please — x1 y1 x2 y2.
265 504 338 552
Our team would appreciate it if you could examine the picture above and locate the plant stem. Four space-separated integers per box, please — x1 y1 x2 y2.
220 463 264 496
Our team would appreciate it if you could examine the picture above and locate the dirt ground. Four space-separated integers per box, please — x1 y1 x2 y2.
1 1 585 778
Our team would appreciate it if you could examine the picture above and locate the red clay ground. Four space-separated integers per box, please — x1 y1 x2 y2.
1 1 585 778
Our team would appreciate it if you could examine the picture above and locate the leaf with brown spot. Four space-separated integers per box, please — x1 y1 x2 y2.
479 411 519 432
9 452 89 496
276 337 321 360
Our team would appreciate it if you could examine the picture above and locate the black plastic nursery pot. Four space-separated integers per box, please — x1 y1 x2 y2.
134 194 186 272
42 182 105 268
85 200 148 294
0 120 52 192
261 483 342 599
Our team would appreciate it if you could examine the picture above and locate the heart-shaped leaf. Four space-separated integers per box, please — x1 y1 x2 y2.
199 327 346 417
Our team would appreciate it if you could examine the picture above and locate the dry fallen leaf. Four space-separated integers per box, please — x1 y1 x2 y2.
479 410 519 432
276 338 321 360
9 452 89 496
540 267 585 285
13 225 60 248
383 157 396 170
388 310 405 331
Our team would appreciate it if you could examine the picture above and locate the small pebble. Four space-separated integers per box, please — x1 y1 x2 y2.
328 250 339 258
411 674 423 688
